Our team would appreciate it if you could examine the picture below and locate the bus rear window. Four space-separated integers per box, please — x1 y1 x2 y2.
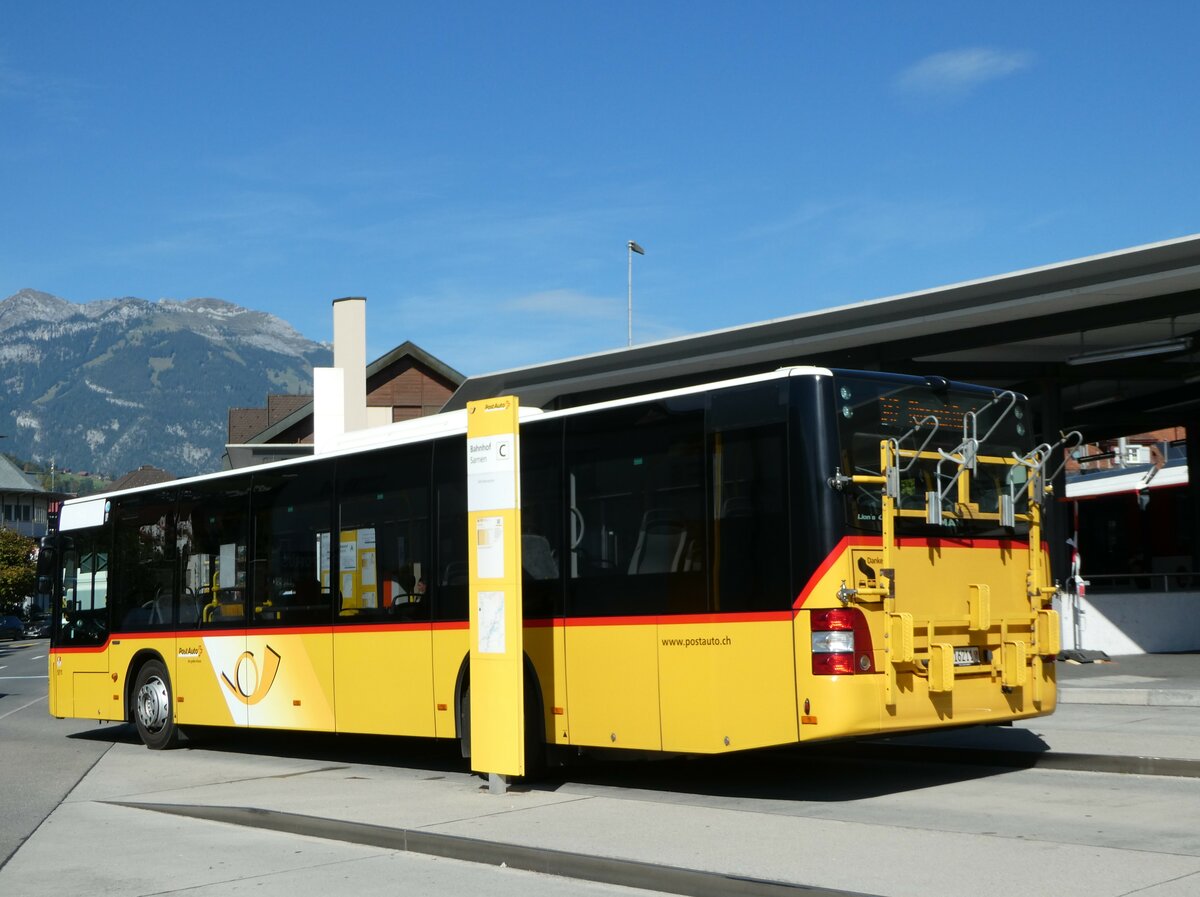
833 374 1034 537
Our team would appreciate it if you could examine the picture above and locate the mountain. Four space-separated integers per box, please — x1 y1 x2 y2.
0 289 331 478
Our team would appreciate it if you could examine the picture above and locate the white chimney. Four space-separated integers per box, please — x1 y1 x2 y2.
314 296 368 454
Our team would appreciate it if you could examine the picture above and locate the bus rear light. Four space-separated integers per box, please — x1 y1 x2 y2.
811 608 873 675
812 652 856 675
812 630 854 653
811 609 855 631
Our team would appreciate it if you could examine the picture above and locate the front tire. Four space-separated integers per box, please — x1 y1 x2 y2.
132 660 179 749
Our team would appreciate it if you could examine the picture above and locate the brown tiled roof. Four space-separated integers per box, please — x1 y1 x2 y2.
228 408 269 444
107 465 174 492
267 394 312 424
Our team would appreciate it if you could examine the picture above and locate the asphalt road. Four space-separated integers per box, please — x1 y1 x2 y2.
0 637 119 868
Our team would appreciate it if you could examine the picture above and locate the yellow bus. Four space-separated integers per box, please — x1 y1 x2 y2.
47 367 1061 761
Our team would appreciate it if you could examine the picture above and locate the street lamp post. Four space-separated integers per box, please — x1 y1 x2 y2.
627 240 645 347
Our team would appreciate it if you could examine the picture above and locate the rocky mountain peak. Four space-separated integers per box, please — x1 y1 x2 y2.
0 289 332 477
0 289 80 331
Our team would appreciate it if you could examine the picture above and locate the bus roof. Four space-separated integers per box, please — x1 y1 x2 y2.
58 365 839 530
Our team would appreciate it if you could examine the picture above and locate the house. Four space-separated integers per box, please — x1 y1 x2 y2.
0 455 53 538
224 340 463 469
105 464 176 493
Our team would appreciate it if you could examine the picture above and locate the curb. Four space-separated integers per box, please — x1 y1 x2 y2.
107 801 880 897
1057 687 1200 708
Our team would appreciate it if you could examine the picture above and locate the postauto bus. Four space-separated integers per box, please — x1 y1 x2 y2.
47 367 1059 764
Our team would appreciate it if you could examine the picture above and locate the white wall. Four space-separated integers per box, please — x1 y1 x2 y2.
1061 591 1200 654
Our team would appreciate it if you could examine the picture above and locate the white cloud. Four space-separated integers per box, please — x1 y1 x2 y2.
896 48 1033 98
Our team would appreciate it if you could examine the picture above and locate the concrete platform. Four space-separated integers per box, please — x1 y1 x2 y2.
1057 651 1200 707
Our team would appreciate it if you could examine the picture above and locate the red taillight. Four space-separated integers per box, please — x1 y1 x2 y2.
811 608 871 675
811 609 856 631
812 652 856 675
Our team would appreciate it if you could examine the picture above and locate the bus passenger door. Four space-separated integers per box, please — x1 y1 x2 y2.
658 391 799 754
335 446 437 737
54 534 110 720
175 484 252 729
561 395 708 752
564 473 664 751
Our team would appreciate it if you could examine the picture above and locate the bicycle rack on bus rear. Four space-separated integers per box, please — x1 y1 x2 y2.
829 393 1080 704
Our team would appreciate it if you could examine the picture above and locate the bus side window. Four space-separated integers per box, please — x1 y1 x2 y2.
433 438 468 622
565 397 707 617
708 382 790 613
336 443 431 624
57 531 109 647
112 491 178 631
179 481 250 628
520 419 564 619
251 462 335 626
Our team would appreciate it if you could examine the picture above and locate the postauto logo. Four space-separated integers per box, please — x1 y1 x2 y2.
220 645 282 705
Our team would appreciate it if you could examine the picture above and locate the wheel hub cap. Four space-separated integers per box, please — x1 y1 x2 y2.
137 676 169 732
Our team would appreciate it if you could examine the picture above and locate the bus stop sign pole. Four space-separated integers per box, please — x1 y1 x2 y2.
466 396 525 792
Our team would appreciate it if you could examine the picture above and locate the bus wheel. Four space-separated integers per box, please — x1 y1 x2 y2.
133 660 180 749
521 679 547 780
459 684 472 759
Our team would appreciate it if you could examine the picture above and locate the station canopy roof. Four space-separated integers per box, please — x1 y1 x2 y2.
445 234 1200 439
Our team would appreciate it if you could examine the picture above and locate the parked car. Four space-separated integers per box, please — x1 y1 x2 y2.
23 615 51 638
0 615 23 639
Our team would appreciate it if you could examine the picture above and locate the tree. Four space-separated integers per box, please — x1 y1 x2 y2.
0 527 36 617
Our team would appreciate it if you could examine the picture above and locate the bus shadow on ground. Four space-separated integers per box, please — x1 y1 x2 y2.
68 722 1047 803
69 722 469 772
538 742 1042 803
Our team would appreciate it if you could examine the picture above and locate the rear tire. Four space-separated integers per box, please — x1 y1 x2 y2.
459 684 472 759
132 660 180 749
521 679 547 780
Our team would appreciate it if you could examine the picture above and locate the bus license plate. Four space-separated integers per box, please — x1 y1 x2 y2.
954 647 980 666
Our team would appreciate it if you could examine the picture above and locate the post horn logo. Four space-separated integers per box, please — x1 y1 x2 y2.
221 645 282 705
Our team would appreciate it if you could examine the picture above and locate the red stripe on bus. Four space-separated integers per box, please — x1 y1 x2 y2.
51 644 111 655
563 610 793 627
654 611 794 625
792 537 870 609
334 622 432 634
791 534 1042 610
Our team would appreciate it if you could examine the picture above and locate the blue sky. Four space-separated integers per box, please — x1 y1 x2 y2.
3 3 1199 376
